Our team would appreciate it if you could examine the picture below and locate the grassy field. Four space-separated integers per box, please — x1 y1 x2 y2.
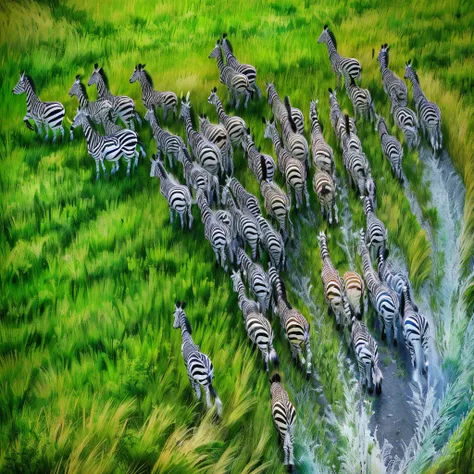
0 0 473 473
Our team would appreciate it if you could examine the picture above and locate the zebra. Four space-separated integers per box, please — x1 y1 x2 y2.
87 63 141 130
208 41 252 108
283 95 305 135
365 174 377 211
196 190 234 270
129 64 178 121
317 231 351 329
222 187 260 261
177 146 219 206
313 167 338 225
221 32 261 99
310 99 335 179
376 44 408 112
328 88 357 142
392 103 420 149
13 72 65 142
263 118 309 208
241 129 276 183
230 271 279 372
343 148 370 196
344 73 375 122
377 247 411 301
404 60 443 154
350 318 383 395
265 83 304 135
173 301 222 415
375 114 404 182
180 93 222 177
224 176 262 219
282 97 310 168
150 155 193 230
198 113 233 176
68 75 113 139
343 271 366 320
144 108 185 169
268 266 312 377
256 215 286 270
260 159 293 241
362 196 387 259
71 108 144 179
358 229 399 345
97 107 124 135
400 285 430 375
208 87 248 148
237 247 272 315
269 373 297 472
318 25 362 86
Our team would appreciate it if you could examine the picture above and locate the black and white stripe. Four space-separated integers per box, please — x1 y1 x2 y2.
318 25 362 86
375 115 404 182
362 197 387 259
13 72 65 142
231 271 278 372
328 88 358 142
282 96 309 168
313 168 338 225
209 41 251 109
129 64 177 121
283 95 305 135
97 107 123 135
310 99 335 178
392 103 420 149
256 215 286 270
350 318 383 394
343 271 366 320
150 155 193 230
344 74 375 122
241 130 276 183
87 63 141 130
173 301 222 415
404 60 442 153
268 267 312 377
377 247 410 302
269 373 297 471
224 176 262 219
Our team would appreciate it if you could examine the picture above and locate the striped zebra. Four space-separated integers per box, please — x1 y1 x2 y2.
173 301 222 415
358 229 399 345
97 107 123 135
350 318 383 394
341 115 364 154
343 148 370 196
237 248 272 315
318 25 362 86
180 93 223 177
282 97 310 168
13 72 65 142
241 129 276 183
313 167 338 225
392 103 420 149
269 373 297 472
377 247 411 301
208 41 251 109
283 95 305 135
222 187 260 261
208 87 248 147
260 160 293 241
150 155 193 230
268 266 312 377
328 88 357 142
129 64 177 121
317 231 351 329
224 176 262 219
177 147 219 206
404 60 443 154
266 83 305 136
400 285 430 375
198 114 233 176
310 99 335 179
343 271 366 320
230 271 279 371
344 74 375 122
256 215 286 270
221 33 261 99
144 108 185 169
365 174 377 211
263 118 309 208
375 115 404 182
197 190 234 271
87 64 141 130
362 196 387 259
376 44 408 112
68 75 112 139
71 108 144 178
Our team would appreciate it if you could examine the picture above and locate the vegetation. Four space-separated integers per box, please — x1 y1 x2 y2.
0 0 472 473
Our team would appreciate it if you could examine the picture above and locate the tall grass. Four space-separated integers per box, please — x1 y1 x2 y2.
0 0 473 472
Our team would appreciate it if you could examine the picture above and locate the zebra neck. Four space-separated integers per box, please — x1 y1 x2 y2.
410 78 425 103
214 99 227 121
138 75 153 94
215 54 226 73
311 118 322 135
78 94 89 108
184 114 195 139
325 39 339 59
96 78 113 101
271 127 283 151
222 43 236 62
25 83 40 112
82 120 98 144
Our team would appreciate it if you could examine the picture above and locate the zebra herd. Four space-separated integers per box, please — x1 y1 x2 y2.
12 27 441 472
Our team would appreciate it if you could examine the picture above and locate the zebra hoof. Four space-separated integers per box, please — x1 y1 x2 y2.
306 371 311 381
393 338 398 347
287 464 294 473
368 385 374 395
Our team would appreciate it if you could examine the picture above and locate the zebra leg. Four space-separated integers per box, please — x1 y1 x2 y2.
235 93 241 109
305 340 312 377
179 211 185 230
169 208 174 225
393 318 398 347
187 205 194 230
163 107 168 122
128 117 136 132
244 91 250 108
253 82 262 99
135 111 142 127
95 159 101 181
204 386 212 409
126 157 132 177
43 123 50 142
221 248 228 272
366 362 374 394
33 119 43 138
334 201 339 224
304 185 310 208
190 378 201 399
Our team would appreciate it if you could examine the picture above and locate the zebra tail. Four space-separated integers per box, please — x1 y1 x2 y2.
268 346 279 368
138 141 147 158
208 379 223 416
135 111 142 126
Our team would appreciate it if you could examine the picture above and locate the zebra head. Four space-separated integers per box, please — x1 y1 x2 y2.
129 64 144 84
143 108 156 123
173 301 191 331
262 117 275 140
377 44 389 68
208 40 222 60
71 108 89 129
12 72 27 94
150 154 166 179
365 175 376 210
361 195 373 215
179 92 191 120
68 75 84 98
87 63 102 87
357 228 366 255
317 230 326 247
317 25 332 45
372 361 383 395
221 180 231 203
230 270 242 292
207 86 219 105
309 99 319 121
404 59 416 81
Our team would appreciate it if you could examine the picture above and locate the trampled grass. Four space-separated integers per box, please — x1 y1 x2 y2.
0 0 473 472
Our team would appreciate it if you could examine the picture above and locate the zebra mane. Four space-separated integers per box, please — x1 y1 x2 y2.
155 156 168 179
284 96 297 133
327 28 337 50
96 66 110 90
223 36 233 54
279 278 292 309
344 114 350 134
24 75 36 93
260 155 267 181
76 80 88 99
140 66 154 88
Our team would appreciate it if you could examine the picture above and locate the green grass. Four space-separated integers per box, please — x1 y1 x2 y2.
0 0 473 472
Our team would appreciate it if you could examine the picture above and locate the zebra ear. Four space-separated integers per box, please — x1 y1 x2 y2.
213 86 217 92
181 300 187 309
270 372 281 384
175 300 180 308
372 48 374 59
75 74 80 81
142 64 146 69
323 24 328 30
246 127 250 134
261 117 266 124
222 32 227 38
184 316 192 335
